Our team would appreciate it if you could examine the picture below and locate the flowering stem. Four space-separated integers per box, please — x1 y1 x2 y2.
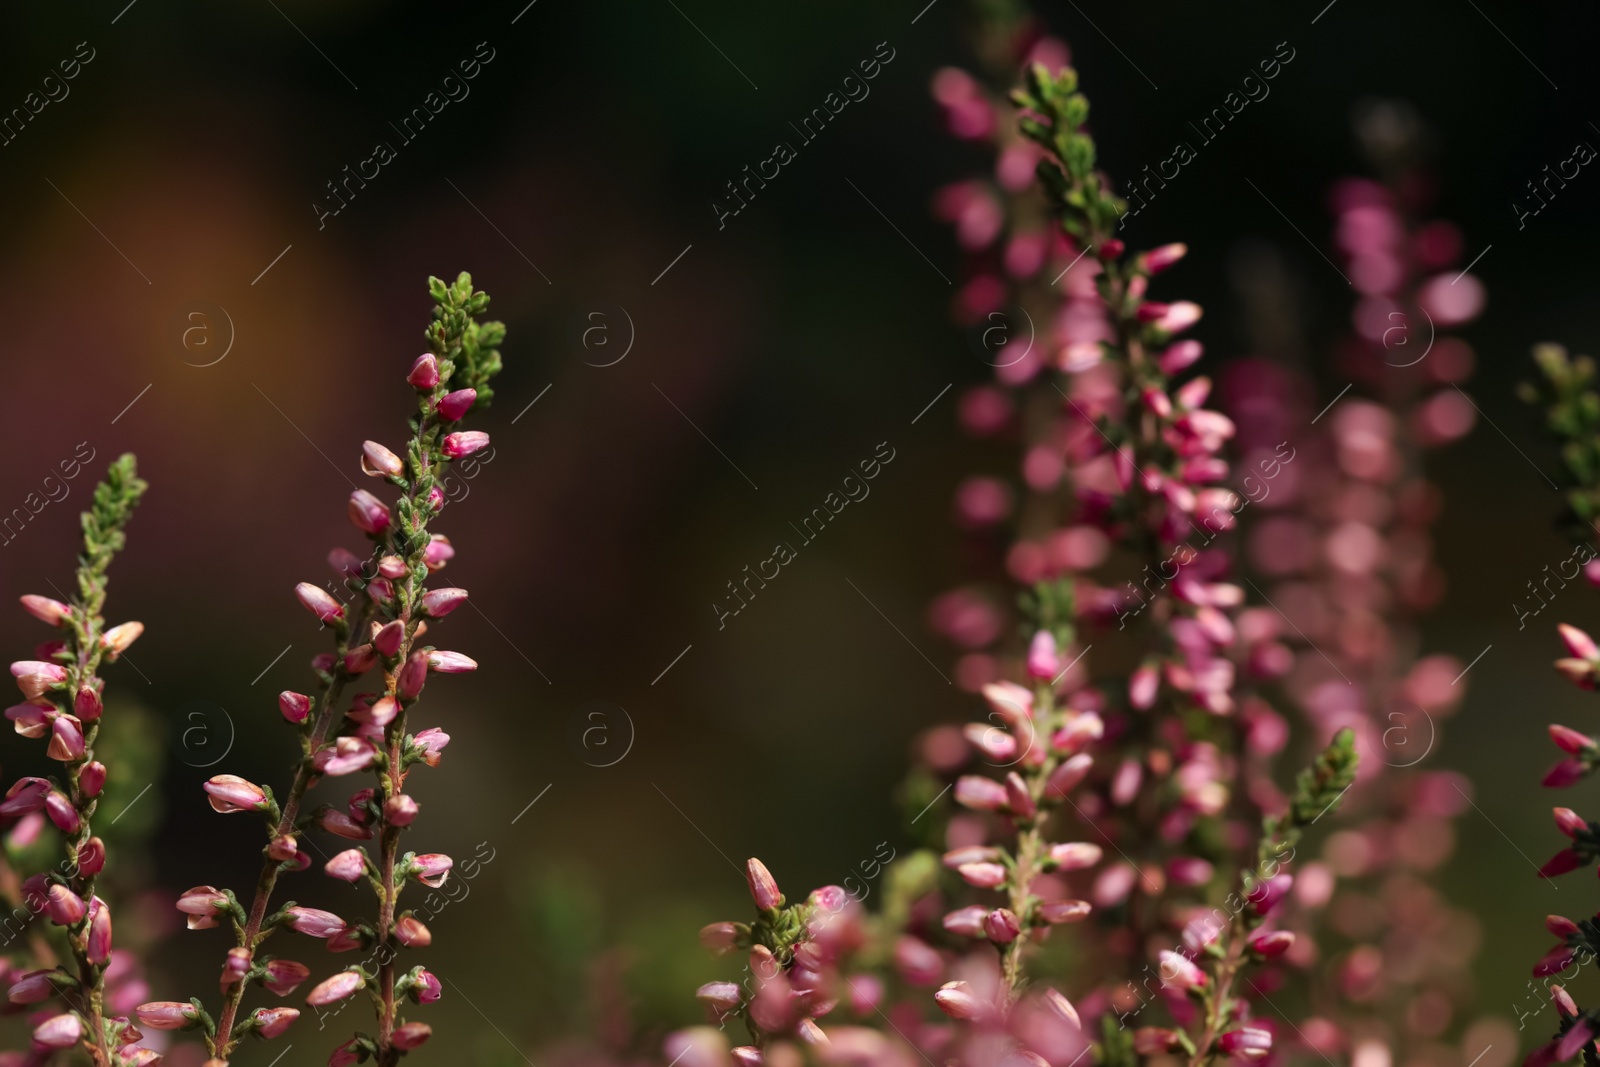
366 272 503 1064
50 455 145 1064
210 597 374 1058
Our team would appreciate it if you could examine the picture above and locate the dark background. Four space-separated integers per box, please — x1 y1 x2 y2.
2 1 1599 1062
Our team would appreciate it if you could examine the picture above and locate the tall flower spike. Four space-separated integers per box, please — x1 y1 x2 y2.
0 456 145 1061
152 273 507 1065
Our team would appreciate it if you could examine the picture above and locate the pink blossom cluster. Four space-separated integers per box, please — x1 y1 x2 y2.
1213 147 1491 1059
0 455 146 1064
131 274 503 1066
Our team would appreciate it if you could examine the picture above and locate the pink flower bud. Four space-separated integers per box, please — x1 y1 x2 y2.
1552 724 1597 754
1052 712 1104 754
413 968 442 1004
385 794 419 826
343 644 377 674
264 959 311 996
1246 873 1292 915
421 587 469 617
1143 242 1187 274
393 1022 432 1050
294 583 345 624
1562 624 1600 661
8 969 59 1004
279 691 312 724
957 862 1008 888
963 722 1017 762
45 884 85 926
1005 771 1036 819
79 762 106 797
1160 339 1204 375
398 650 429 700
331 1038 364 1067
410 853 453 888
1555 1017 1593 1062
1248 929 1295 958
697 981 743 1015
221 946 252 991
1039 899 1092 924
1553 983 1580 1017
348 490 392 536
7 703 51 741
395 914 432 947
32 1013 83 1050
1548 914 1581 939
20 595 71 626
1555 658 1596 690
325 849 366 883
1555 807 1589 838
437 388 477 421
252 1006 299 1039
360 441 403 479
101 621 143 655
1535 945 1577 980
412 727 450 767
373 620 405 657
11 661 67 701
1026 630 1059 679
424 534 455 570
47 716 85 762
1048 842 1103 869
442 431 490 459
933 981 986 1020
205 774 268 814
731 1048 763 1067
86 897 111 963
1153 301 1202 334
268 833 299 862
285 907 346 939
1141 387 1173 419
943 905 989 937
176 885 230 930
427 650 477 673
1129 664 1159 709
426 486 445 510
9 706 55 748
955 775 1008 811
44 791 78 833
305 970 365 1006
313 737 378 777
74 685 101 720
328 546 366 577
1167 856 1215 887
1158 950 1207 991
408 353 440 389
317 808 373 840
1042 987 1080 1029
942 846 1004 867
699 921 741 955
1540 847 1584 878
1045 753 1094 799
745 858 782 909
77 837 105 877
1545 758 1587 788
1218 1028 1272 1061
984 908 1021 943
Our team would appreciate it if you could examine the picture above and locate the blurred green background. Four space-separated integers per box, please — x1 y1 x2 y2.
1 0 1599 1062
